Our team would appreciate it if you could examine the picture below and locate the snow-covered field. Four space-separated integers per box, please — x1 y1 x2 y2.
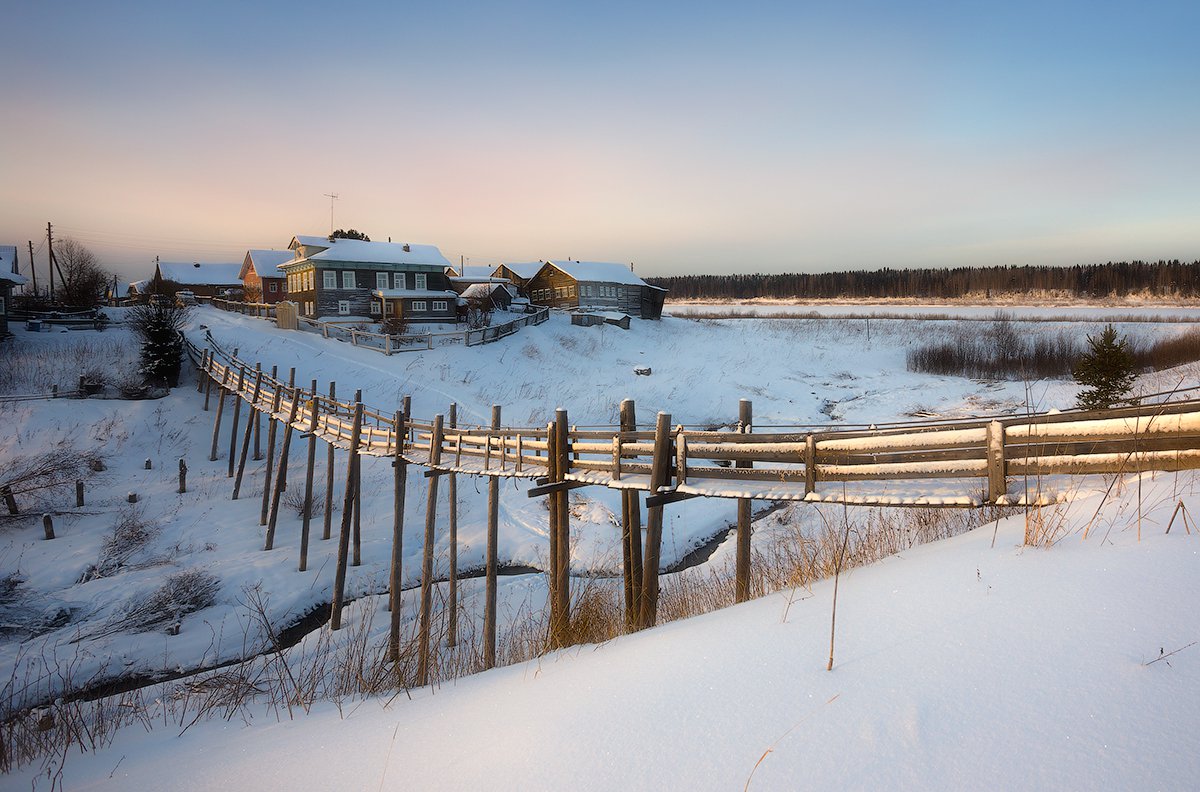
3 305 1200 788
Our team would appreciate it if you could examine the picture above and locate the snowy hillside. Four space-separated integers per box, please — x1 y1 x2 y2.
3 306 1199 788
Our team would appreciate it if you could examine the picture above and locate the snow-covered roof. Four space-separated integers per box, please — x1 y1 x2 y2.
448 265 497 280
543 260 662 289
459 282 511 300
241 249 294 279
497 261 546 279
129 280 151 293
0 245 18 276
0 270 28 286
289 236 451 268
157 261 243 286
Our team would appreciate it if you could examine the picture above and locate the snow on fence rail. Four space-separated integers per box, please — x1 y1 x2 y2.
190 338 1200 508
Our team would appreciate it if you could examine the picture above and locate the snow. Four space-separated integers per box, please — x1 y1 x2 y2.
241 249 293 277
371 288 458 299
292 237 451 268
156 261 242 286
543 259 661 288
449 265 498 279
16 470 1200 791
667 301 1200 322
498 261 545 279
5 305 1200 787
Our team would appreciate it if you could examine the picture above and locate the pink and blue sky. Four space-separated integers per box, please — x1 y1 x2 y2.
2 0 1198 281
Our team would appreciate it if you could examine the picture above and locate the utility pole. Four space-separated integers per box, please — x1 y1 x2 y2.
27 241 37 295
323 193 339 235
47 222 55 301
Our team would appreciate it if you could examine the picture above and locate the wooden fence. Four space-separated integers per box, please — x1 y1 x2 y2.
186 336 1200 679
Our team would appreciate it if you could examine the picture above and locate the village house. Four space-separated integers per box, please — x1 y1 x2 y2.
278 235 456 322
458 281 515 312
154 261 243 298
520 260 667 319
490 262 543 295
240 250 292 303
1 268 29 338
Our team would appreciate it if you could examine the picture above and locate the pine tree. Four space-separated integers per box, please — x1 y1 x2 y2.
1073 324 1136 410
129 303 190 388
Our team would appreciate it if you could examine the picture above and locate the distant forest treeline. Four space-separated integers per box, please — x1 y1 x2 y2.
645 260 1200 300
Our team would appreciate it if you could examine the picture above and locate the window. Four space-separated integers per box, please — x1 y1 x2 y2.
323 271 336 290
306 271 313 291
582 285 591 297
376 272 389 290
342 271 355 289
394 273 406 290
269 282 277 293
415 273 427 290
370 301 381 315
411 300 427 312
432 300 447 311
337 300 351 315
385 301 395 315
555 286 566 299
568 285 576 297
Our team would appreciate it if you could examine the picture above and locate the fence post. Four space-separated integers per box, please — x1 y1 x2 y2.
388 397 411 661
620 399 643 628
447 403 459 648
226 364 246 477
484 404 501 669
209 369 231 462
352 389 363 566
178 459 187 494
323 382 337 540
735 399 753 603
637 411 673 630
260 366 282 526
2 486 17 515
299 379 320 572
805 433 817 496
42 514 55 540
416 414 445 685
264 379 301 551
331 402 364 631
232 366 263 498
75 480 84 508
987 420 1007 504
550 408 571 646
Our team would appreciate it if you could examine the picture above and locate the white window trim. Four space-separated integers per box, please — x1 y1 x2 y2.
432 300 447 311
337 300 351 315
415 273 427 290
376 272 389 290
394 273 406 290
369 301 381 315
323 271 336 290
342 271 355 289
412 300 427 312
269 281 277 293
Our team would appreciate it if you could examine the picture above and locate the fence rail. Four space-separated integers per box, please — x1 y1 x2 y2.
202 297 549 354
191 337 1200 508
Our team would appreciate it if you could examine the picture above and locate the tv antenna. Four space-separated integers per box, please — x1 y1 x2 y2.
323 193 339 234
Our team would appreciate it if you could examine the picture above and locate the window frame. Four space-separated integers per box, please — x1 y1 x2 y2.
376 272 389 291
415 273 427 290
323 270 337 290
337 300 351 315
342 271 356 290
432 300 447 312
394 273 406 290
411 300 427 312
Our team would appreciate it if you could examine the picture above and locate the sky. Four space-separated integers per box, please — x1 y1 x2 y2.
2 0 1198 282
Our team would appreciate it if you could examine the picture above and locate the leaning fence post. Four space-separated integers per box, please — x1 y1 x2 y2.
388 396 411 661
299 379 320 572
447 403 459 648
416 413 445 685
484 404 501 669
209 368 231 462
42 514 55 540
260 366 283 526
322 382 338 540
264 379 301 551
331 401 365 631
232 366 263 499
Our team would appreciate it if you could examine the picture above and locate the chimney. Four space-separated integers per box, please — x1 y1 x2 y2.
630 262 634 272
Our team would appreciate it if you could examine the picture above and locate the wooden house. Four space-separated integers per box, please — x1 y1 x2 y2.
154 261 243 298
523 260 666 319
0 268 29 338
277 235 456 322
491 262 543 295
458 281 514 312
240 250 292 303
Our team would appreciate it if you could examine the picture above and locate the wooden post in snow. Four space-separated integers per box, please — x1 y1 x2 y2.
322 382 337 541
208 368 230 462
987 420 1007 504
416 413 444 686
232 366 263 499
197 349 208 394
388 396 411 661
299 379 320 572
352 389 363 567
550 408 571 646
260 366 282 526
637 411 673 630
75 480 84 508
331 401 364 631
619 399 643 629
202 351 213 410
546 419 561 642
226 364 246 477
42 514 54 540
264 379 301 551
735 399 753 603
178 459 187 494
447 402 459 648
484 404 501 670
804 433 817 496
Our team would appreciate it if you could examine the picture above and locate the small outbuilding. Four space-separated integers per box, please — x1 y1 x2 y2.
240 250 293 303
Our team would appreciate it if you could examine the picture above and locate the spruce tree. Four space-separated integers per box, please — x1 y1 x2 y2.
129 303 190 388
1073 323 1136 410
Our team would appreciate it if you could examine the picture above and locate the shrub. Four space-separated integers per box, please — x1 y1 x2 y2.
127 303 192 388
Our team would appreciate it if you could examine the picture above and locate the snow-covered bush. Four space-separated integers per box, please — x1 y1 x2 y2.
127 303 191 388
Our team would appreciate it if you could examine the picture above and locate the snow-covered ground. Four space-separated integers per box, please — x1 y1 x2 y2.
3 305 1200 787
667 301 1200 322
